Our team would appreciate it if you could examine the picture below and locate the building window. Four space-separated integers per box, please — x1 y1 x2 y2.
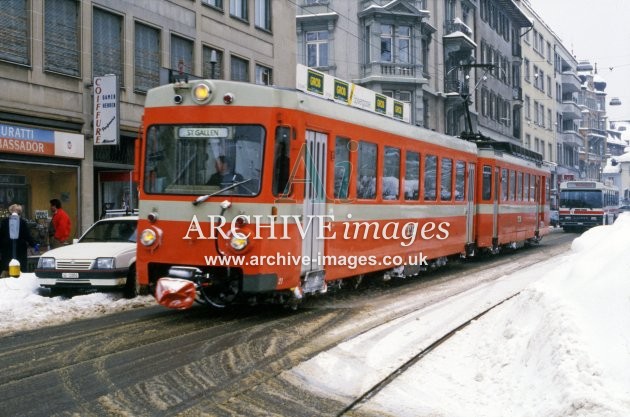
202 0 223 9
380 24 411 63
380 24 393 61
230 0 248 21
203 46 223 79
44 0 79 76
524 58 530 82
134 23 160 93
306 30 328 67
171 34 193 75
231 55 249 81
255 64 272 85
93 8 123 79
0 0 29 65
397 26 411 64
421 37 429 75
255 0 271 31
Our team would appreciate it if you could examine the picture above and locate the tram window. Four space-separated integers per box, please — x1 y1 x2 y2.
530 175 536 201
517 172 523 201
524 174 530 201
382 146 400 200
424 155 437 201
272 127 291 197
404 151 420 200
482 165 492 200
357 141 377 199
455 161 466 201
545 177 550 203
501 168 508 201
440 158 453 200
509 170 516 200
334 137 351 199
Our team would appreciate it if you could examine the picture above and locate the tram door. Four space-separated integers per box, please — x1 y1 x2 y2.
493 167 500 240
466 163 476 245
301 130 327 292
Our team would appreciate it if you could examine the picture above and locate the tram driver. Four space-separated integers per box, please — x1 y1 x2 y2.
207 155 244 188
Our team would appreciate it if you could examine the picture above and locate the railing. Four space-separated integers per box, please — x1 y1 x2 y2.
445 19 473 37
380 63 416 77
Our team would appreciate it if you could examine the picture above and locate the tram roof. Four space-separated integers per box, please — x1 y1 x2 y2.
144 80 478 155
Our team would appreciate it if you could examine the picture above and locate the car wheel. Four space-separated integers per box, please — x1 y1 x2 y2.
49 287 65 297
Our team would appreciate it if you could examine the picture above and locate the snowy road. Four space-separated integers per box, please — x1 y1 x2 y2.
0 231 575 416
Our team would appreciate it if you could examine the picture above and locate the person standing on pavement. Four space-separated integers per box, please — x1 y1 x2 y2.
49 198 71 248
0 204 39 276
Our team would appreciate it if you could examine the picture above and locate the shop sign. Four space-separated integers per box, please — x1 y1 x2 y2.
93 74 120 146
295 64 411 124
0 122 84 159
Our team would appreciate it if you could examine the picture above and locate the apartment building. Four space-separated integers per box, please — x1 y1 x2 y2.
0 0 295 236
520 0 556 163
296 0 434 127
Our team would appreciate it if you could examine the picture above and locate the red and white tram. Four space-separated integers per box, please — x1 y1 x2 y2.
134 78 550 309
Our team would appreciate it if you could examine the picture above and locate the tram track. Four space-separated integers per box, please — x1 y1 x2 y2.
0 231 575 417
337 291 523 417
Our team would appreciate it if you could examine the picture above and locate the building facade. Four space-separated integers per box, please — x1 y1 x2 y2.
576 60 608 181
552 41 582 185
471 0 530 144
296 0 434 127
0 0 295 241
520 0 556 163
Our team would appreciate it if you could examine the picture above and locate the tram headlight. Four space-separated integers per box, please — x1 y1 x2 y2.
140 228 158 247
192 83 211 103
230 231 248 251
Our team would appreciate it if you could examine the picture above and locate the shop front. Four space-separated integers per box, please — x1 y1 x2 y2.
0 122 84 270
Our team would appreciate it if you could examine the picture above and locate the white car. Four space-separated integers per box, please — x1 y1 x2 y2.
36 216 140 297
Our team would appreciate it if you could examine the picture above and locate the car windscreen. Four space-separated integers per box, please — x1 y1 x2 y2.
79 220 137 243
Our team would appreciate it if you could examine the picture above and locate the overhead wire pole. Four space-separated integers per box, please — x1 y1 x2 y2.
454 63 495 140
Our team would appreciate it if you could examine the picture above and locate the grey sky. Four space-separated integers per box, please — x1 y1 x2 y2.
528 0 630 123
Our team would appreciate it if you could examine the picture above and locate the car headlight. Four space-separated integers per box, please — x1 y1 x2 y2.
37 257 55 269
95 257 115 269
230 232 248 251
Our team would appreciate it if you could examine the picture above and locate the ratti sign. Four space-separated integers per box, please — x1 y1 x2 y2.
93 74 119 145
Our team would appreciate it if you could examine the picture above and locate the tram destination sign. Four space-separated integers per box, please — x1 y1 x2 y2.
296 64 411 124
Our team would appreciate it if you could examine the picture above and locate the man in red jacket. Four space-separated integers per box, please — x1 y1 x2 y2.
49 198 72 248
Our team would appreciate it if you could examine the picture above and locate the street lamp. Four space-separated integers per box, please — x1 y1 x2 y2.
209 50 217 79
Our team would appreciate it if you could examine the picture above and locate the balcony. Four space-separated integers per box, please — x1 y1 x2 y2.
559 100 582 120
561 71 581 93
360 63 424 85
379 63 416 77
445 18 473 37
443 20 475 56
558 130 584 148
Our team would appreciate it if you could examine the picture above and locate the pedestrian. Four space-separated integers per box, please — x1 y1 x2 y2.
0 204 39 277
49 198 72 248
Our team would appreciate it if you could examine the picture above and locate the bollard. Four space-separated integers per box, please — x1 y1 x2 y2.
8 259 21 278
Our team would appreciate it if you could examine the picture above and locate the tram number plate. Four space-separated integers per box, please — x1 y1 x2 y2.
62 272 79 279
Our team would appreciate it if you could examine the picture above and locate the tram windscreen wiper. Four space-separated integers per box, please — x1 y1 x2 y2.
192 178 254 205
